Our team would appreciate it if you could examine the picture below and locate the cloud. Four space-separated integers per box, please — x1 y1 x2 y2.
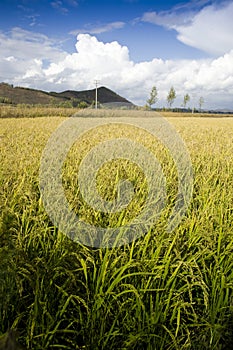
1 30 233 109
142 1 233 56
175 2 233 55
70 21 125 35
43 34 132 89
142 10 193 28
17 5 41 27
0 28 67 85
27 15 39 27
141 0 213 28
51 1 69 14
0 27 66 59
66 0 78 6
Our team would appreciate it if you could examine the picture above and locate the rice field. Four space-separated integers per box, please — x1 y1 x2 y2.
0 109 233 349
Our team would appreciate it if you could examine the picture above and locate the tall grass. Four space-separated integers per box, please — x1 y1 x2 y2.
0 111 233 349
0 105 80 118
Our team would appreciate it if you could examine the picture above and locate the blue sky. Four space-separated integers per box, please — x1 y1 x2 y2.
0 0 233 109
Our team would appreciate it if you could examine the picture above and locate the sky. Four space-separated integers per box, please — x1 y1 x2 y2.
0 0 233 109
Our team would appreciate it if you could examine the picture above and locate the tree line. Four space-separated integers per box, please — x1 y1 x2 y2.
146 86 205 111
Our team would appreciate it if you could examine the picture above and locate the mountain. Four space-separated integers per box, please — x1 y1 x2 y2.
0 83 133 107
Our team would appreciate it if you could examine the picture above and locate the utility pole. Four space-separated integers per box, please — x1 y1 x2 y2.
94 80 100 109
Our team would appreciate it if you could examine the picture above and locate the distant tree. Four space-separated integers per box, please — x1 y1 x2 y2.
167 86 176 108
71 98 80 107
58 101 73 108
182 93 190 108
78 101 88 109
199 96 204 111
146 86 158 109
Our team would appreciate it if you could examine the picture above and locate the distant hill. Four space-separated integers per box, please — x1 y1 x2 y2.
50 87 132 105
0 83 57 105
0 82 133 107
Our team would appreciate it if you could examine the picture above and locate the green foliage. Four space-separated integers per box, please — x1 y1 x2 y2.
146 86 158 108
0 112 233 349
0 96 12 104
70 98 79 107
57 100 73 108
182 93 190 108
167 86 176 108
78 101 89 109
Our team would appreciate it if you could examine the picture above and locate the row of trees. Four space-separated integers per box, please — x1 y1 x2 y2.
146 86 205 111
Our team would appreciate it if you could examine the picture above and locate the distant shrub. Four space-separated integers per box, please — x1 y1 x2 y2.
0 96 12 104
78 101 89 109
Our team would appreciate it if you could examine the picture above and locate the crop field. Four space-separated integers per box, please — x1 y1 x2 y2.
0 109 233 349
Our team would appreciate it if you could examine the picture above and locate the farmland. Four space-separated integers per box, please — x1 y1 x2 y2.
0 108 233 349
